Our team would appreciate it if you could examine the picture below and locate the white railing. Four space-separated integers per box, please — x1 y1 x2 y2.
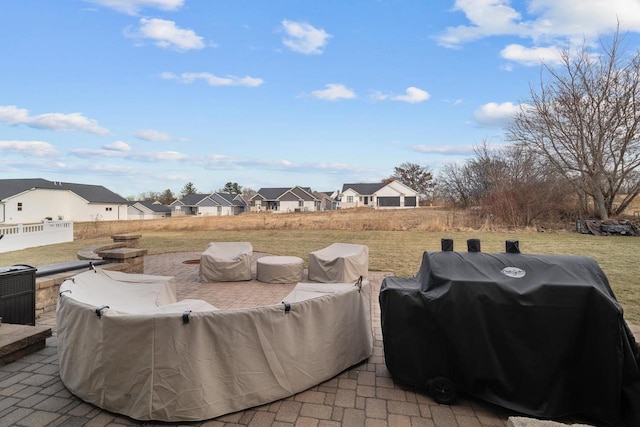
0 221 74 254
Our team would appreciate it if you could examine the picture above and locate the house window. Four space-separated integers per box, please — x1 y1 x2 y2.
347 196 353 203
105 207 113 212
299 200 304 207
17 202 23 211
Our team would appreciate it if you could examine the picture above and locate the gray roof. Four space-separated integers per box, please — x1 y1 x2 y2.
216 192 245 205
255 186 318 201
232 197 247 206
177 193 212 206
0 178 127 203
135 201 172 213
209 193 233 206
221 193 248 206
255 187 291 200
341 182 387 195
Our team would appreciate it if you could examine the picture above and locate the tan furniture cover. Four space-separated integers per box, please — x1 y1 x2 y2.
199 241 252 282
308 243 369 283
57 269 373 422
256 256 304 283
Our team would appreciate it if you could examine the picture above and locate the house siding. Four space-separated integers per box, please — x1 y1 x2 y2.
2 189 126 223
339 180 419 210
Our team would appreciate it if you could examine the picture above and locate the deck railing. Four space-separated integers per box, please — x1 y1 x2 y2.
0 221 73 253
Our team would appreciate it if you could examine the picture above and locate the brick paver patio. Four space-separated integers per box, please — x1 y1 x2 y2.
0 252 598 426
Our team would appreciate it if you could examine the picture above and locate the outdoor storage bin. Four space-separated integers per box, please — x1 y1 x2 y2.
0 264 37 325
379 239 640 427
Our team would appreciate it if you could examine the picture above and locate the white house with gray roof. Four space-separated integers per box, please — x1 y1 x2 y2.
0 178 128 224
171 192 247 216
340 180 418 209
249 186 319 212
127 201 172 220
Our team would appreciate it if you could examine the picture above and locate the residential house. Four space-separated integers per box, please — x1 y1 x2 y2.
0 178 128 223
249 186 319 212
127 201 172 220
171 192 247 216
217 192 248 215
313 191 338 211
340 180 419 209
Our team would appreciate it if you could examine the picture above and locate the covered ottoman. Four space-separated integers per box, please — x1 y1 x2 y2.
308 243 369 283
257 256 304 283
199 242 253 282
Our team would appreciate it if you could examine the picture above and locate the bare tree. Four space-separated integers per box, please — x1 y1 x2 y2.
388 162 435 202
438 142 573 226
507 29 640 219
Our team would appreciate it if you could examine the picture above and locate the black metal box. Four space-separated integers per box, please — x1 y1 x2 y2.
0 264 37 325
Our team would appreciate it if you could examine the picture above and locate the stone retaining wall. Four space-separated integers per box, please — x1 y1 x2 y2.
35 233 146 316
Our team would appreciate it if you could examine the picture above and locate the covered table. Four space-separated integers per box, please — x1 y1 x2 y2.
308 243 368 283
199 241 252 282
256 256 304 283
379 240 640 427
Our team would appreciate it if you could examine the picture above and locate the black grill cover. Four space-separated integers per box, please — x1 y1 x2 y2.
379 250 640 426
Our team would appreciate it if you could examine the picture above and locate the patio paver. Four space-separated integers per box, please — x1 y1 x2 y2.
0 252 606 426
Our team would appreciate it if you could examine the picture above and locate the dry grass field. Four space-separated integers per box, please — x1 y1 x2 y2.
2 207 639 323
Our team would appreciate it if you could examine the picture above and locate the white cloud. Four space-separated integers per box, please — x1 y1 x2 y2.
71 148 129 158
83 0 183 15
391 87 430 103
161 72 264 87
369 91 390 102
103 141 131 151
129 18 205 51
202 154 365 174
370 87 430 103
437 0 525 48
412 144 476 155
135 129 173 141
0 140 58 157
437 0 640 64
0 105 110 135
500 44 564 65
130 151 190 162
281 20 331 54
473 101 520 127
311 84 356 101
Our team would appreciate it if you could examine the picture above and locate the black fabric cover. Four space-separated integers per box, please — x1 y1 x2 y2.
379 250 640 426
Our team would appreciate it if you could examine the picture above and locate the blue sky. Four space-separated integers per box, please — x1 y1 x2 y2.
1 0 640 198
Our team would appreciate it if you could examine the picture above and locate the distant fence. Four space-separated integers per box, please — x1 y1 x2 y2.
0 221 74 254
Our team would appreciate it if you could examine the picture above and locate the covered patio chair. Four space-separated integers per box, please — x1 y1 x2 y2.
199 242 253 282
308 243 369 283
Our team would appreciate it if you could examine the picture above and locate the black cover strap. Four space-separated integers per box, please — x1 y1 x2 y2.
95 305 109 318
355 276 363 292
183 310 192 324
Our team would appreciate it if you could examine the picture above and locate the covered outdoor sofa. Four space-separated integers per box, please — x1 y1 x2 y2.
56 269 374 422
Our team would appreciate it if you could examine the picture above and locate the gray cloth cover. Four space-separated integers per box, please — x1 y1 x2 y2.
199 241 252 282
256 256 304 283
308 243 369 283
57 270 373 422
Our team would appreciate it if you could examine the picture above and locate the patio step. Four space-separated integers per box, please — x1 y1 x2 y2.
0 321 52 365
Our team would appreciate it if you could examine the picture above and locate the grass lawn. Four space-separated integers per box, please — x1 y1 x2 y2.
2 223 639 324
